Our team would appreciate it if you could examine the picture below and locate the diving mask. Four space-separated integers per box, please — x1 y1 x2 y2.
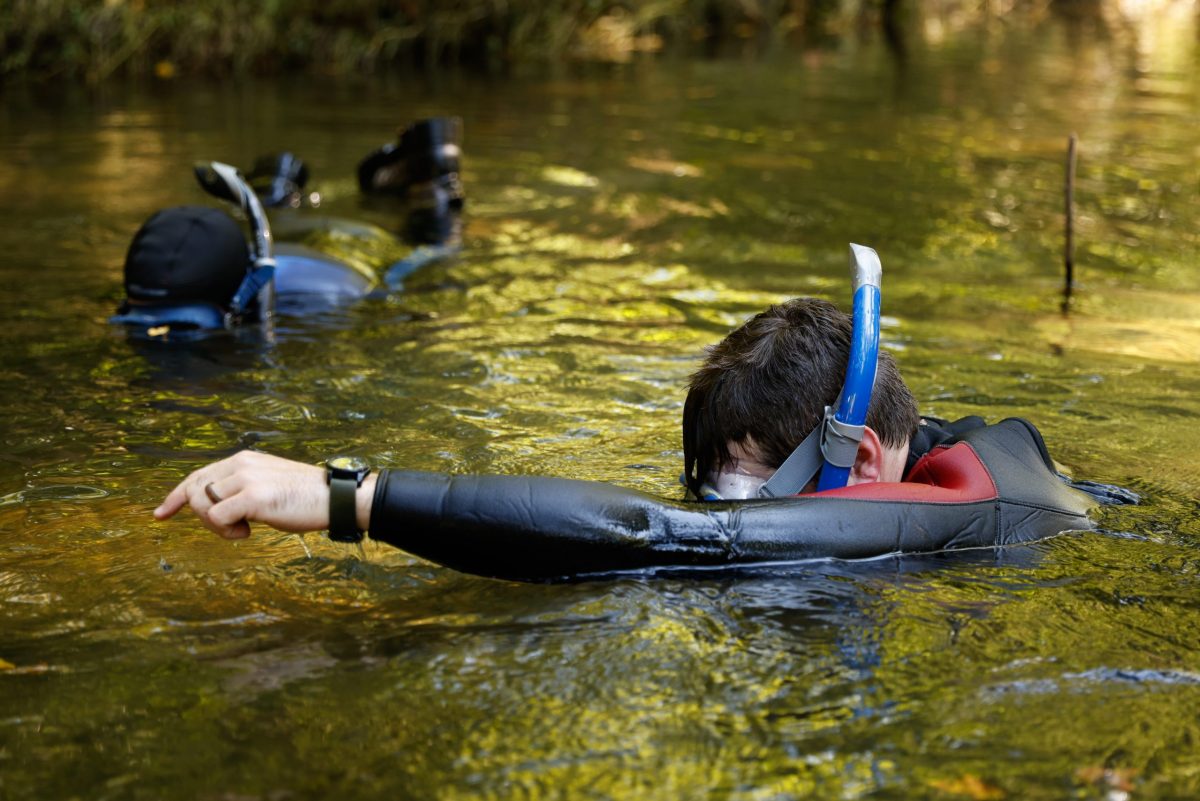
695 468 770 502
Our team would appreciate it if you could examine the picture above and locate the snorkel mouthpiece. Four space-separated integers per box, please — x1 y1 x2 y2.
815 244 882 491
754 243 883 498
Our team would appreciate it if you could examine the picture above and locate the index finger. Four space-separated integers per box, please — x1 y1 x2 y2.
154 477 192 520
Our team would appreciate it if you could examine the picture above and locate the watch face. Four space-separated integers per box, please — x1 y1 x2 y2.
328 456 369 473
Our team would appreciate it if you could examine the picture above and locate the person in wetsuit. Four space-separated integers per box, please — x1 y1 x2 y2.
153 298 1117 581
110 118 464 339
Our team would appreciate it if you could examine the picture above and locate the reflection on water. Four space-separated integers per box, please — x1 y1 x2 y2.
2 10 1200 799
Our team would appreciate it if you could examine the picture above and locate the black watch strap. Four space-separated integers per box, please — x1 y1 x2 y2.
328 474 362 543
326 456 370 543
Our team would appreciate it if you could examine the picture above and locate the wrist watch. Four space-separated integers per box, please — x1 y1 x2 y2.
326 456 371 543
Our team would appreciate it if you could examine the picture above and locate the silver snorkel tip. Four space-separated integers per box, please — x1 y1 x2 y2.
848 243 882 291
193 160 274 267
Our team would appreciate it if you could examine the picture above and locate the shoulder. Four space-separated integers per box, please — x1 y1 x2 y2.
956 417 1055 471
908 417 1096 545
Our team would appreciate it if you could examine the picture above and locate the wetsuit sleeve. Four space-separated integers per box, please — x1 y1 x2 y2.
368 470 739 581
367 469 987 582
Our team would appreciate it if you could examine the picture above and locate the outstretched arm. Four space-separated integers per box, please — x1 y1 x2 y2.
154 451 376 539
152 451 742 579
155 451 1009 582
368 470 735 580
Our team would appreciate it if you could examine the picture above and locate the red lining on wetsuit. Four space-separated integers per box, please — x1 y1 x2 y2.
801 442 999 503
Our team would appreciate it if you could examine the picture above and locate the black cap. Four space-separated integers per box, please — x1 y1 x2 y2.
124 206 249 306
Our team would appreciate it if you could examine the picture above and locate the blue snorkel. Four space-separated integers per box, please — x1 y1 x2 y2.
755 243 882 497
816 244 881 490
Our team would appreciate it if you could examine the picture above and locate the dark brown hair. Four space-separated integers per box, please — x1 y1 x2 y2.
682 297 919 496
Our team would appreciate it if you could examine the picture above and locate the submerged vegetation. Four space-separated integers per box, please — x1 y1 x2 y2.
1 0 1145 83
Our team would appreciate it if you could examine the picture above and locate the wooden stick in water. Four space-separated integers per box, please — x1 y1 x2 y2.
1062 133 1077 314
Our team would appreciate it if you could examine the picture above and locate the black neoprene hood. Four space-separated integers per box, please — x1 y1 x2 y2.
124 206 248 305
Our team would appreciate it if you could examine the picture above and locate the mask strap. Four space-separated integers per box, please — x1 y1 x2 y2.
755 405 868 498
756 420 823 498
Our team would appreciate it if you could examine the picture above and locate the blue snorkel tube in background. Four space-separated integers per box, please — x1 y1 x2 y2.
755 243 882 498
815 243 882 491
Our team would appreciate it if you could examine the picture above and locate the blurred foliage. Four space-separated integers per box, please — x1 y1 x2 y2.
0 0 1123 82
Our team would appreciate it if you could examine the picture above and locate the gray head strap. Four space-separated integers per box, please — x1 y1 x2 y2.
822 412 865 469
756 424 822 498
755 406 866 498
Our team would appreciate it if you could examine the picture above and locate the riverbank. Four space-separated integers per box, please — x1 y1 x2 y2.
3 0 823 83
1 0 1130 84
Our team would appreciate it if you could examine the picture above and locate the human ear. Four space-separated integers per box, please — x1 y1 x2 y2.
847 426 885 485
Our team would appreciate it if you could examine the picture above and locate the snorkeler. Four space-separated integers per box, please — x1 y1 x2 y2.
245 116 464 221
110 118 464 339
153 246 1132 581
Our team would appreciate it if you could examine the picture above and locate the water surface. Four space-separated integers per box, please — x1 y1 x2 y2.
2 11 1200 799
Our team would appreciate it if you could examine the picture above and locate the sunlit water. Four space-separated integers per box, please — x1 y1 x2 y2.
2 10 1200 799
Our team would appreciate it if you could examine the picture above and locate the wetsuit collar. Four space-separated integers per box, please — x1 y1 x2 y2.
904 415 988 477
109 302 227 332
111 260 275 336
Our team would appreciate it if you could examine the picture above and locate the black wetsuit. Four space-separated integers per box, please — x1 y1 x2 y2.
367 418 1101 582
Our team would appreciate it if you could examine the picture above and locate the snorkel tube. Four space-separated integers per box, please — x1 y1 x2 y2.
193 161 277 323
754 243 882 498
815 243 882 490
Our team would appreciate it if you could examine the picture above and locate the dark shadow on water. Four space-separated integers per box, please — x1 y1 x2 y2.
119 326 276 385
571 542 1050 587
317 541 1058 665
